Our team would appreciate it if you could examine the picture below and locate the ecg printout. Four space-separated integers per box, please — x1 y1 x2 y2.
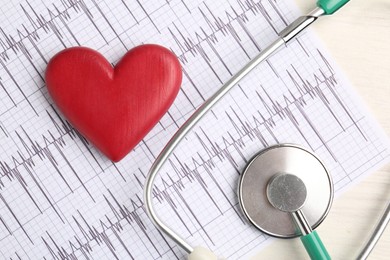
0 0 389 259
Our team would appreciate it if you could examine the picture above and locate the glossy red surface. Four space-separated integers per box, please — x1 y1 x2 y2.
45 45 182 162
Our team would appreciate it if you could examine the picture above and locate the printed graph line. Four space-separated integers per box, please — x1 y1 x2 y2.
0 0 388 259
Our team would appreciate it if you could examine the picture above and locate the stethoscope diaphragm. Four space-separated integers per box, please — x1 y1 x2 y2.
238 144 334 238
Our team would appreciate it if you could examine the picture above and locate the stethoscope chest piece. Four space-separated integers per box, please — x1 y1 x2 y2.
238 144 333 238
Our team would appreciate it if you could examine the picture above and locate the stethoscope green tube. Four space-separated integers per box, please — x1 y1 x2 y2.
301 231 331 260
317 0 350 15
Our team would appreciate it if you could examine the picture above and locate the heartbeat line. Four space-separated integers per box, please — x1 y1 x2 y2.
0 0 388 259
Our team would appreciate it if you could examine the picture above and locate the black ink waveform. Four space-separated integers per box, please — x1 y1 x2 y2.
0 0 367 259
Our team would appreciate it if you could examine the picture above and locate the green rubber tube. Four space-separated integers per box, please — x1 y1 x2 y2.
317 0 350 14
300 231 331 260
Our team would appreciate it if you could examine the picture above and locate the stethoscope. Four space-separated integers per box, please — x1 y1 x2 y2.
238 144 333 259
143 0 390 259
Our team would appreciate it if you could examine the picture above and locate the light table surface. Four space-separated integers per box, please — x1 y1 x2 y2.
253 0 390 259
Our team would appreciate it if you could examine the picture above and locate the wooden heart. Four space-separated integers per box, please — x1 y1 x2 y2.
45 45 182 162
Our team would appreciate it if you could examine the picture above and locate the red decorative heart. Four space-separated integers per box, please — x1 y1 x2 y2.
45 45 182 162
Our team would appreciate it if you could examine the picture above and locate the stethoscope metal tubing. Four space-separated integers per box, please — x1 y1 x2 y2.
358 201 390 259
144 7 325 254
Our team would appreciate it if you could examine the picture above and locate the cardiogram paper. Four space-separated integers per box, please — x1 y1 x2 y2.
0 0 389 259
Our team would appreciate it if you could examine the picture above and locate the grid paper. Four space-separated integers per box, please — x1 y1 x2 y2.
0 0 389 259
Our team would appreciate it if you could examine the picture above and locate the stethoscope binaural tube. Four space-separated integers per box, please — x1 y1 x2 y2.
143 1 350 259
